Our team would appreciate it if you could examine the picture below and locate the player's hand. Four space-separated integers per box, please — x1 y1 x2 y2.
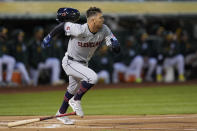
111 38 120 53
42 35 51 48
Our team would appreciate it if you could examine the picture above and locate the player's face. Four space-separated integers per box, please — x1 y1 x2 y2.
18 32 24 42
35 29 44 40
94 13 104 29
1 28 8 38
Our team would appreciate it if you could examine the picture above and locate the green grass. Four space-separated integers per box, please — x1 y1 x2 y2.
0 85 197 116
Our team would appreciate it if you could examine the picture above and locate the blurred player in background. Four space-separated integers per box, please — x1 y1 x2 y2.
152 26 166 82
28 26 46 86
0 27 16 87
42 7 120 125
163 32 185 82
124 36 144 83
44 34 65 86
112 36 143 83
91 45 113 84
138 32 157 82
28 26 63 86
10 29 32 85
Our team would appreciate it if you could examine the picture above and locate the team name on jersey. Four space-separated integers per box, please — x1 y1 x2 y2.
78 41 102 48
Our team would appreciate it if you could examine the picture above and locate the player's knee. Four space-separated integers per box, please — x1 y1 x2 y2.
89 73 98 84
136 57 144 65
8 56 16 65
177 55 184 62
67 86 79 95
149 59 157 67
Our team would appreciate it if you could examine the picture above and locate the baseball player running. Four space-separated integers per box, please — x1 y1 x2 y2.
42 7 120 124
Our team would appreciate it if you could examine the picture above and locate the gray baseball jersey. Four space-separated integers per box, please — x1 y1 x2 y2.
64 22 114 62
62 22 118 94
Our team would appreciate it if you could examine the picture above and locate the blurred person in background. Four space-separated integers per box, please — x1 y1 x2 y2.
91 45 113 84
124 36 144 83
28 26 63 86
112 44 125 84
44 35 65 85
28 26 47 86
163 31 185 82
112 36 143 83
179 30 197 79
105 15 125 32
9 29 32 86
0 27 16 87
151 26 166 82
138 32 157 82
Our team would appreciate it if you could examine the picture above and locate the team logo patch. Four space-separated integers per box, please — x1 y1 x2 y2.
61 12 66 16
66 26 70 30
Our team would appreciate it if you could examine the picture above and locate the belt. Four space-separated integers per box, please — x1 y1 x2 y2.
68 55 87 64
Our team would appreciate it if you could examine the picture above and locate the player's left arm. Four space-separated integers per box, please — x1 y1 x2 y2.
105 25 120 54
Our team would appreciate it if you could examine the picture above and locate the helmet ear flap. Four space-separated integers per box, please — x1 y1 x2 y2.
56 8 80 23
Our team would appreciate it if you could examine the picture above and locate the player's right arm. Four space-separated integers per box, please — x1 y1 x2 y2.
42 22 65 48
42 22 84 47
64 22 85 37
42 7 81 47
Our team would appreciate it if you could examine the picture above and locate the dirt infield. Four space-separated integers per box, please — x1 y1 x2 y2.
1 81 197 130
0 114 197 131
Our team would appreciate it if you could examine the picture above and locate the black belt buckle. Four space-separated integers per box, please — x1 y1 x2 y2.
68 55 86 64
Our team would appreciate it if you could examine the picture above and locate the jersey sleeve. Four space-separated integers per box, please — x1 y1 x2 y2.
64 22 85 37
104 25 118 46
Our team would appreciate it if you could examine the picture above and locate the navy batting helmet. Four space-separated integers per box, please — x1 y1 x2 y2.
56 7 80 23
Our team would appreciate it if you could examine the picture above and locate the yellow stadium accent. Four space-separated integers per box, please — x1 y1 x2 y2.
0 2 197 15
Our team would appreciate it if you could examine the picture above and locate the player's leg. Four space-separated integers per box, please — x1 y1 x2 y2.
173 54 185 81
56 76 79 125
0 58 6 86
45 58 61 85
128 56 144 83
59 76 80 114
62 56 98 117
145 58 157 82
156 65 163 82
112 62 127 83
163 58 175 82
30 62 45 86
156 55 164 82
97 70 110 84
64 63 97 100
16 62 31 85
0 58 3 82
30 68 39 86
2 55 16 85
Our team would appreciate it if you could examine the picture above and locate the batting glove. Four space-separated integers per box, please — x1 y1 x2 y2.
42 34 51 48
111 38 120 53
